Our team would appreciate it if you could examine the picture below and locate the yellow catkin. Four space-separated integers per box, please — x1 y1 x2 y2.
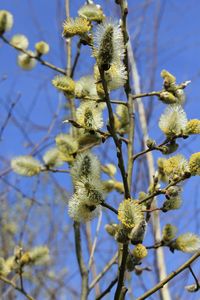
161 69 176 85
118 199 144 229
62 17 91 38
52 75 75 97
174 233 200 253
11 156 41 176
10 34 29 50
185 119 200 135
163 155 189 177
17 51 37 70
78 4 105 22
0 10 13 33
189 152 200 176
132 244 148 259
35 41 50 55
162 224 177 242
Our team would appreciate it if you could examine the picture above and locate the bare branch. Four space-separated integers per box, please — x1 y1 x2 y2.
137 251 200 300
95 276 118 300
0 35 66 75
73 222 89 300
0 275 36 300
89 252 118 290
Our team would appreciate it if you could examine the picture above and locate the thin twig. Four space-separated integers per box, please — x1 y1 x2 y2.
85 222 100 296
188 265 200 289
137 251 200 300
70 40 82 78
127 22 171 300
89 252 118 290
0 94 21 141
41 168 70 173
73 222 89 300
131 91 160 100
88 210 102 269
95 276 118 300
114 243 129 300
72 95 128 105
113 1 135 297
65 0 71 76
0 275 35 300
133 134 187 161
19 269 24 292
101 202 118 215
146 242 163 250
0 35 66 75
138 175 189 205
98 67 130 199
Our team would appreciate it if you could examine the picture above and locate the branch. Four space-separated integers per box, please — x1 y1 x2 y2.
73 222 89 300
88 210 102 269
0 35 66 75
114 243 129 300
41 167 70 173
114 0 135 298
138 174 189 205
64 119 109 139
95 276 118 300
137 251 200 300
131 91 160 100
84 98 127 106
0 275 35 300
131 81 191 100
133 134 188 161
127 17 171 300
0 93 21 141
188 265 200 290
89 252 118 290
98 67 130 199
70 39 82 77
118 0 135 191
98 65 130 299
146 242 163 250
65 0 71 76
101 202 118 215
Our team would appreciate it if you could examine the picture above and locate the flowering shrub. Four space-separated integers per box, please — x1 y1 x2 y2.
0 1 200 299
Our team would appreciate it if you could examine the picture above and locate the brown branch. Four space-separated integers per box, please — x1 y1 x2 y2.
138 175 189 205
133 134 188 162
0 35 66 75
65 0 71 76
89 251 118 291
0 93 21 141
76 95 127 106
95 276 118 300
85 221 101 296
131 91 161 100
41 167 70 173
188 265 200 290
101 202 118 215
98 66 130 298
113 1 134 298
118 0 135 191
137 251 200 300
114 243 129 300
0 275 35 300
130 82 191 101
98 68 130 199
146 242 163 250
70 39 82 78
73 222 89 300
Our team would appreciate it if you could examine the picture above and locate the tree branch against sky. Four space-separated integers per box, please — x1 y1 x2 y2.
0 1 200 299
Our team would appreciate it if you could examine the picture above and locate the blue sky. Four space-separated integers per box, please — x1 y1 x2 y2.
0 1 200 299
